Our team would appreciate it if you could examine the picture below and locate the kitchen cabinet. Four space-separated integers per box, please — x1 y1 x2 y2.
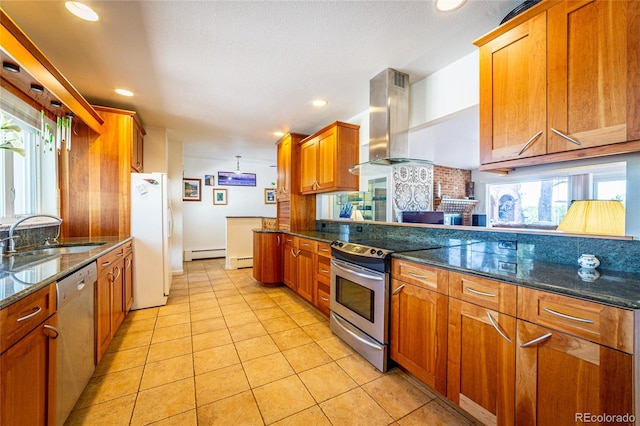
447 272 517 426
96 244 126 363
282 236 315 304
275 133 316 231
253 231 282 285
475 0 640 172
123 241 134 313
315 241 332 316
282 235 297 291
1 283 58 426
299 121 359 194
515 287 634 425
390 259 448 395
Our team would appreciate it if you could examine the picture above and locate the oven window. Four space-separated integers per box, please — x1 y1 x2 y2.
335 276 375 322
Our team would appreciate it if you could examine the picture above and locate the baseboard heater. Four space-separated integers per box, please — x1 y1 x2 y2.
184 248 226 261
225 256 253 269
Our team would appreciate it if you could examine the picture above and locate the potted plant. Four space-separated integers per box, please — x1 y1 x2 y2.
1 114 25 156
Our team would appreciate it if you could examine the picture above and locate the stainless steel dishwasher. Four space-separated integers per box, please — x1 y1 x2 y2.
56 261 97 426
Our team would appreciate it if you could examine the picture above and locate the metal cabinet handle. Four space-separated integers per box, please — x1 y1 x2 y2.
17 306 42 322
392 284 405 295
331 259 384 281
520 332 552 348
116 252 124 257
277 235 281 247
331 313 383 351
320 269 329 273
551 128 582 146
486 312 512 343
518 130 544 155
465 287 496 298
44 324 59 339
101 261 112 267
320 296 329 302
407 271 428 279
291 248 299 258
114 266 121 280
542 307 594 324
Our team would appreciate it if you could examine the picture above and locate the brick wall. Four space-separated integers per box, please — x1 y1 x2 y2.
433 165 472 199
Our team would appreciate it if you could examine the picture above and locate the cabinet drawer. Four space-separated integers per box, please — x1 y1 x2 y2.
317 287 330 316
517 287 634 353
449 272 516 316
316 241 332 258
316 256 331 285
392 259 448 295
98 245 125 274
0 283 56 353
282 234 296 247
298 238 314 252
123 240 133 254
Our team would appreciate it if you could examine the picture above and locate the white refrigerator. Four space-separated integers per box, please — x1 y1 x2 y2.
131 172 172 309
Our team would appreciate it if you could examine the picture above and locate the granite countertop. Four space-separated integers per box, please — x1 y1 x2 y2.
0 236 132 309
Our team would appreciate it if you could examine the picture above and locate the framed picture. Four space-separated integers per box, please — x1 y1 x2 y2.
217 171 257 186
204 174 215 186
183 178 201 201
213 188 228 205
264 188 276 204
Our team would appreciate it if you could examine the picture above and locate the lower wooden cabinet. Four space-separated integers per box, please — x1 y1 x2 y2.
124 244 134 313
253 231 282 285
282 240 297 291
296 246 315 304
96 244 127 363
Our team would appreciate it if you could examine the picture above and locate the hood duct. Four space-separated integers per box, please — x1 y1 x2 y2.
350 68 433 175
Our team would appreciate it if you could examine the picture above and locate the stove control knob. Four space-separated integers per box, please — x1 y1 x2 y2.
377 250 384 256
370 249 376 255
338 242 344 247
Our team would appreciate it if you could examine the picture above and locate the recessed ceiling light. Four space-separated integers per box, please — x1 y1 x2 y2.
65 2 99 22
2 62 20 73
115 88 134 97
30 84 45 93
274 131 285 137
312 99 328 107
435 0 467 12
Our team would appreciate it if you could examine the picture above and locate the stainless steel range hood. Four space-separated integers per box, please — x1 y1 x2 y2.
350 68 433 175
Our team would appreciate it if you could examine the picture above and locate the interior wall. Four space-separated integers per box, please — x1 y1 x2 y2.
168 139 184 274
182 156 277 256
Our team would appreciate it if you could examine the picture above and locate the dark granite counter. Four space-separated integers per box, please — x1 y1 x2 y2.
0 236 132 309
394 245 640 310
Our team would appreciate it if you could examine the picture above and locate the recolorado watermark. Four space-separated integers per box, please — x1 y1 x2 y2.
575 413 635 423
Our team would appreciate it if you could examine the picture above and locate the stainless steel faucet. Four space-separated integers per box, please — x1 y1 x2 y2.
6 214 63 253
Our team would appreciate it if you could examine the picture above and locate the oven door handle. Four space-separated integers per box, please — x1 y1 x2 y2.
331 259 384 281
331 312 384 351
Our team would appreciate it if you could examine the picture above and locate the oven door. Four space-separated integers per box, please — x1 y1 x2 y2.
330 258 388 344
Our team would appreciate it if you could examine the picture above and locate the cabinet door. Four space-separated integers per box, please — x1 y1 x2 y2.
448 299 516 426
390 279 448 394
296 248 315 304
124 252 134 313
253 232 282 284
548 0 640 154
515 319 633 425
282 243 298 291
276 137 291 200
316 128 337 190
300 138 318 193
111 260 126 335
1 314 57 426
96 270 113 364
479 12 547 164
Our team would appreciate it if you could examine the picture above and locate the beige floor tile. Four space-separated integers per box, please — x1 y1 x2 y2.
242 352 295 388
126 308 159 321
118 317 156 334
282 342 333 373
237 285 265 295
243 293 273 302
188 286 214 295
234 334 280 362
215 288 242 298
168 288 188 297
192 328 233 352
189 306 223 322
298 362 358 403
246 298 279 310
140 353 194 391
224 310 260 327
272 404 332 426
152 322 191 344
191 316 227 335
155 311 191 328
289 310 324 327
253 375 316 424
261 315 300 334
107 329 153 353
217 295 247 306
210 282 236 291
157 302 190 317
320 387 394 426
270 328 313 351
188 279 211 288
193 343 240 375
195 364 250 406
147 336 192 363
94 346 149 377
149 409 197 426
397 399 473 425
75 367 143 409
228 321 269 342
65 393 136 426
166 294 190 305
189 298 221 313
335 354 385 385
130 377 195 426
253 306 288 321
220 301 252 315
362 372 433 419
278 301 309 315
269 294 298 306
188 292 217 303
301 321 333 341
197 390 264 425
316 335 355 360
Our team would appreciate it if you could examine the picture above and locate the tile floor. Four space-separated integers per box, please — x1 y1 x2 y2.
66 259 478 425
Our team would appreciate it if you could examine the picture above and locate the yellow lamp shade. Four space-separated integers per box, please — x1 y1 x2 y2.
557 200 625 236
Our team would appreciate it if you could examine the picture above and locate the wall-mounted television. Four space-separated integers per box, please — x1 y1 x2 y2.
217 171 257 187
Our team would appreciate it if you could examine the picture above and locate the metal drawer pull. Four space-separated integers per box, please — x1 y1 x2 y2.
520 332 552 348
551 128 582 146
331 260 384 281
486 312 511 343
277 235 281 246
331 313 383 351
44 324 59 339
291 248 300 258
518 130 544 155
465 287 496 298
407 271 428 279
320 296 329 302
320 269 329 273
542 307 594 324
392 284 405 295
17 306 42 322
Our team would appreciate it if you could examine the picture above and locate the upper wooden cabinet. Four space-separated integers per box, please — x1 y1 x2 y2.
299 121 359 194
94 106 146 173
475 0 640 171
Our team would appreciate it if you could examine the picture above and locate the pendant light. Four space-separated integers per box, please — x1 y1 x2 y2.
234 155 242 174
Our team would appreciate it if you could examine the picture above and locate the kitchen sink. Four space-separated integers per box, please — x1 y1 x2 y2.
29 242 107 255
0 242 107 272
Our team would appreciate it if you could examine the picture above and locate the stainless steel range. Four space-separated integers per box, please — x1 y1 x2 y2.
329 238 440 372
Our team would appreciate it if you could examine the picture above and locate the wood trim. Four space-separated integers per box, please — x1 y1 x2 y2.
0 10 104 133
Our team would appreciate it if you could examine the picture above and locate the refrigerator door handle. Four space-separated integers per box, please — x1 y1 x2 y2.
168 204 174 238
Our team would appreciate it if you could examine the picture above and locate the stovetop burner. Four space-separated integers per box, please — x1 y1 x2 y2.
330 238 442 260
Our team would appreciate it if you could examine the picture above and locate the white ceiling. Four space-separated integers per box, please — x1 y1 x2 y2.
2 0 518 167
